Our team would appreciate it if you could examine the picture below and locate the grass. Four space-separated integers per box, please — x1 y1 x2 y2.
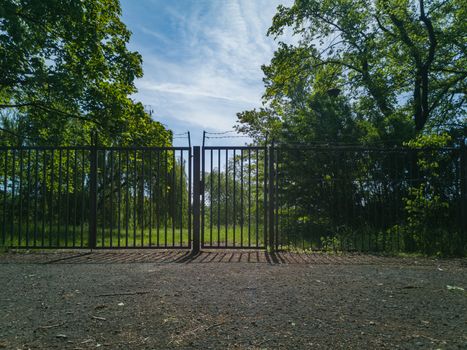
0 224 265 249
2 222 434 255
202 225 265 248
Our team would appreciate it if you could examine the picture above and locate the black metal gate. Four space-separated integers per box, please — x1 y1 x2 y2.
1 142 465 254
0 145 192 249
199 146 268 249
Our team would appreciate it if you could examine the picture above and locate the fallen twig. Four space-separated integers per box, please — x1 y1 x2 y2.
91 316 106 321
35 322 65 331
95 291 150 297
204 322 225 331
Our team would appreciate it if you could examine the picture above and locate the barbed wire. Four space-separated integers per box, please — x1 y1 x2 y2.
205 135 250 139
204 130 238 135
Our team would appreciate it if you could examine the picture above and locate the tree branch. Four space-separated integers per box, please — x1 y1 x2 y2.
374 14 396 37
389 15 422 66
0 102 102 126
429 72 467 113
419 0 437 70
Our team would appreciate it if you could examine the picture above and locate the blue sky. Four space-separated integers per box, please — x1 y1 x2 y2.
120 0 293 146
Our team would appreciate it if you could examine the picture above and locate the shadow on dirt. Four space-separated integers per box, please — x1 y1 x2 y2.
26 249 445 266
2 248 461 267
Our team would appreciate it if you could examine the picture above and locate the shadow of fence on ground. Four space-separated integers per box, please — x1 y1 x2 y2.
12 249 437 265
1 249 455 266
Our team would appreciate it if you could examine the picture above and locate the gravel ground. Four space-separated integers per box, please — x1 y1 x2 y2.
0 251 466 349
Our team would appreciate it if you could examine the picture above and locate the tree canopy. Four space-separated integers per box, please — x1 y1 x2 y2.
0 0 171 146
237 0 466 144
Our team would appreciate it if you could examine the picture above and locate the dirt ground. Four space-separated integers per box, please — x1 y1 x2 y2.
0 250 466 349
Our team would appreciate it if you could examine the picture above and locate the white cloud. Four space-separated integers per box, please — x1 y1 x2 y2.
124 0 294 143
138 26 171 45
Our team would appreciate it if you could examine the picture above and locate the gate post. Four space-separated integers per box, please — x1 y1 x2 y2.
192 146 201 254
89 132 98 250
268 143 275 251
461 143 467 250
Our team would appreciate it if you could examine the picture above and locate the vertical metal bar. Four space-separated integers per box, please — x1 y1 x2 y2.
49 150 55 247
275 148 280 251
225 149 228 247
110 149 114 248
240 149 244 247
26 150 31 247
380 151 386 252
263 147 268 249
172 150 175 247
188 148 192 248
248 149 251 247
447 149 453 250
268 145 275 251
117 150 122 247
210 149 213 246
388 151 394 252
336 150 342 252
350 151 356 251
65 149 70 247
80 150 85 247
256 149 259 248
126 149 130 247
73 150 78 247
370 152 376 251
149 150 152 247
217 149 220 247
460 144 467 250
156 150 160 247
89 138 98 250
394 152 400 252
367 151 373 251
141 150 145 247
57 149 62 247
200 147 204 248
34 150 39 247
101 150 106 247
233 149 236 247
18 149 23 246
2 150 8 246
373 151 379 252
133 149 137 247
179 150 183 247
42 151 47 247
10 150 16 246
164 149 168 247
192 146 201 254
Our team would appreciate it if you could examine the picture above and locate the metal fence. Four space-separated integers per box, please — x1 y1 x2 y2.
0 146 191 249
268 146 466 255
201 146 268 249
1 143 465 254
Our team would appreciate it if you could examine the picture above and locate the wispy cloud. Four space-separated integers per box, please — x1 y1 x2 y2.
121 0 294 144
138 26 171 45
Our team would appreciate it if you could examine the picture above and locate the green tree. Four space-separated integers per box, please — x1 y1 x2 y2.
0 0 170 146
271 0 465 132
237 0 465 143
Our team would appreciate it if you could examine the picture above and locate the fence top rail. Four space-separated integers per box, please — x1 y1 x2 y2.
272 145 461 152
203 146 267 150
95 146 191 151
0 146 191 151
0 145 461 152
